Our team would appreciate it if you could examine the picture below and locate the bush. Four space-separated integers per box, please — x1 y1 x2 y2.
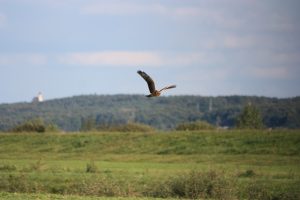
12 119 46 133
236 104 264 129
11 119 60 133
148 170 235 199
239 180 300 200
176 121 215 131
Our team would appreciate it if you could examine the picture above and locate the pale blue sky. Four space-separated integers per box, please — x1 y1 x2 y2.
0 0 299 103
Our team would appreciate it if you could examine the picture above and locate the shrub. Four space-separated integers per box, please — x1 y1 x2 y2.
176 121 215 131
241 181 273 200
236 103 264 129
12 118 46 133
239 180 300 200
11 119 60 133
67 177 124 196
149 170 235 199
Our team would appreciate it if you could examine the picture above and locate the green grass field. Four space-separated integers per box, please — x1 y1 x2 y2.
0 130 299 199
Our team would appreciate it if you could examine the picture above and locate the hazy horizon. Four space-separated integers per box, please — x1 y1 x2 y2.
1 92 299 105
1 0 300 103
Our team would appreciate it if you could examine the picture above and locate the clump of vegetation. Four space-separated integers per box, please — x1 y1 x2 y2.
236 103 264 129
148 170 235 199
12 118 46 133
11 118 60 133
175 120 215 131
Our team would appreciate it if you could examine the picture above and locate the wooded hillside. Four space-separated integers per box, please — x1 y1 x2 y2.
0 95 299 131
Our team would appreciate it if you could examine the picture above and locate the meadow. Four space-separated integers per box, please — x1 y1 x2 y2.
0 130 299 199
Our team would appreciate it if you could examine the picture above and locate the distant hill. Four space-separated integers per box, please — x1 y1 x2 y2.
0 95 299 131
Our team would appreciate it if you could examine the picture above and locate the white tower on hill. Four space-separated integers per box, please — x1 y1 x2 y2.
32 92 44 103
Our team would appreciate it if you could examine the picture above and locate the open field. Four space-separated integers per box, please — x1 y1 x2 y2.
0 130 299 199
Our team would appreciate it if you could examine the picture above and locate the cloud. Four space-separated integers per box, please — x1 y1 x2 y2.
0 51 208 68
57 51 206 67
0 53 47 66
59 51 162 67
80 1 249 28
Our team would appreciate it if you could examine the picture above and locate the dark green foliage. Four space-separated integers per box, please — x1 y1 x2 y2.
11 118 46 133
236 104 264 129
0 95 299 131
176 120 215 130
10 118 60 133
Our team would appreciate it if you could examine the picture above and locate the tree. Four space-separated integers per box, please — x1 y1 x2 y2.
80 116 96 131
236 103 264 129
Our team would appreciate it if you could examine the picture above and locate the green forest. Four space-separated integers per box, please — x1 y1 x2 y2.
0 95 299 131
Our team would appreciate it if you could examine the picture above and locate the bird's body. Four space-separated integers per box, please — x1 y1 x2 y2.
137 70 176 97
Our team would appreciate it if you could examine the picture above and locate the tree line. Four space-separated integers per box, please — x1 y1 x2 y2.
0 95 299 131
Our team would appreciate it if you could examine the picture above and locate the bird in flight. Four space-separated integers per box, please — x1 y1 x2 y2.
137 70 176 97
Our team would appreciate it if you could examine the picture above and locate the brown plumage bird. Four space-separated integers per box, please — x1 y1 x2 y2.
137 70 176 97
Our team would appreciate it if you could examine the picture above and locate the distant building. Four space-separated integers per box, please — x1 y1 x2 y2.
32 92 44 103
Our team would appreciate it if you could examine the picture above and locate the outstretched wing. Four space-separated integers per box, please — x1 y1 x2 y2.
137 70 156 93
159 85 176 92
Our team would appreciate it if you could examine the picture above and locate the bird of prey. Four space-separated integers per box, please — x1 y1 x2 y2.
137 70 176 97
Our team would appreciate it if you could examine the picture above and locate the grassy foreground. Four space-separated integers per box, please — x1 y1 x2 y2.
0 130 299 199
0 192 165 200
